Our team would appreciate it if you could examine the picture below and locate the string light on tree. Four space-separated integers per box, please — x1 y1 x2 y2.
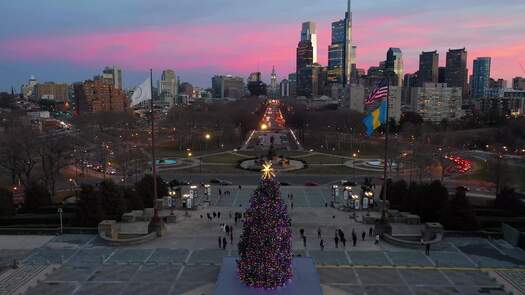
237 161 292 289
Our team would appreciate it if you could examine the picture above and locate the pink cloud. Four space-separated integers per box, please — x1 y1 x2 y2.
0 16 523 82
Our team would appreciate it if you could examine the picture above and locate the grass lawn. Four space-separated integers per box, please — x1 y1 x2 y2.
287 165 356 175
156 147 192 158
172 164 253 174
236 151 312 158
200 153 246 164
458 160 525 190
299 154 348 165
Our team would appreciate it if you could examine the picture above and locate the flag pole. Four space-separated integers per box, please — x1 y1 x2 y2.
381 77 390 223
150 69 160 223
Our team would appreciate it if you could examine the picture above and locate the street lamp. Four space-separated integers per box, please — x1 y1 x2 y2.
352 153 358 180
57 208 63 235
204 133 211 152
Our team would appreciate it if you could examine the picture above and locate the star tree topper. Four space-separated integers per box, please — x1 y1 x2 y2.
261 161 275 180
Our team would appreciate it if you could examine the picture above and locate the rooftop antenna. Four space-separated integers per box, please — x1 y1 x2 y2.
520 62 525 75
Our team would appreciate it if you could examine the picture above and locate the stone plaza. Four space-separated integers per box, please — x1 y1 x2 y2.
1 185 524 294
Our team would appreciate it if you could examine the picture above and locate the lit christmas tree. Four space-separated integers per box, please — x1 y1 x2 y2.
237 162 293 289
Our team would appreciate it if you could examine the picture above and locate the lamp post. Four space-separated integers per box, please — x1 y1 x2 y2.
352 153 357 180
204 133 211 152
57 208 63 235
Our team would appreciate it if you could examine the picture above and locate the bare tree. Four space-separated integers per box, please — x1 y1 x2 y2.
39 133 74 196
0 126 39 186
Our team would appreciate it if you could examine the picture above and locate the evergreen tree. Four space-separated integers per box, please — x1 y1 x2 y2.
237 163 292 289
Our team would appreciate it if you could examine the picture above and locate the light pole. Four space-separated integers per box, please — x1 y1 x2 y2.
204 133 211 152
57 208 63 235
352 153 357 180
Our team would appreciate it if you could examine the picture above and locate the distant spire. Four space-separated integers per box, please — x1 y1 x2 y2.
348 0 351 13
11 86 14 96
272 66 276 75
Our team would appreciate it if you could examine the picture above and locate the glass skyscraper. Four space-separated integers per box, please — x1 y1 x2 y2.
471 57 491 98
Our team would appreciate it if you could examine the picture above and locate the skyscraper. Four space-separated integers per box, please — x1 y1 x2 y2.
446 48 468 98
513 77 525 90
301 22 317 63
100 66 123 89
328 19 345 86
419 51 439 85
385 48 404 86
297 22 315 97
159 69 178 106
270 66 278 97
328 1 353 88
344 0 353 86
471 57 491 99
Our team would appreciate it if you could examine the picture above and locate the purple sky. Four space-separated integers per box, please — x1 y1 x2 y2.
0 0 524 91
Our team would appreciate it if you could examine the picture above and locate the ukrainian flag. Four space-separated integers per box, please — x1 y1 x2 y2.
363 100 387 136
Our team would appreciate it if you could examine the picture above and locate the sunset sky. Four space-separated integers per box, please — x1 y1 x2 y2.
0 0 524 90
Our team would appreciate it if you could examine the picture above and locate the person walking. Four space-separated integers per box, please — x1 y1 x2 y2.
218 211 221 219
300 228 305 238
213 211 217 218
320 239 324 251
303 236 307 248
425 243 430 255
334 235 339 248
225 225 230 234
375 234 380 245
362 231 366 241
317 227 322 239
369 227 373 237
341 237 346 248
230 230 233 244
352 232 357 247
222 237 227 250
291 202 294 209
218 236 222 248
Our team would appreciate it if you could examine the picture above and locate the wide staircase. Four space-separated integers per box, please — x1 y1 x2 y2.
0 264 57 295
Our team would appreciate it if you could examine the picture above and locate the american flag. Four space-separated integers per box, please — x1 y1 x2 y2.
364 78 389 106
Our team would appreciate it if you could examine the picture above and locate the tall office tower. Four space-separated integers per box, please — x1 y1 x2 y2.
328 19 345 85
100 66 123 89
279 79 290 97
446 48 469 98
21 75 38 99
297 23 315 97
301 22 317 63
419 51 439 85
288 73 297 97
512 77 525 90
328 0 353 87
471 57 491 99
385 48 404 86
270 66 278 97
344 0 353 85
159 69 178 106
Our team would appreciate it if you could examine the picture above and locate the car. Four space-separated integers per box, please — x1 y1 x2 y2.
304 181 320 187
210 178 233 185
280 182 292 186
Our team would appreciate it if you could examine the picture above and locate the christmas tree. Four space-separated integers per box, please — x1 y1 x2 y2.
237 162 293 289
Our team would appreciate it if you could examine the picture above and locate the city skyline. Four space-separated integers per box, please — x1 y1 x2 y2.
0 0 524 90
